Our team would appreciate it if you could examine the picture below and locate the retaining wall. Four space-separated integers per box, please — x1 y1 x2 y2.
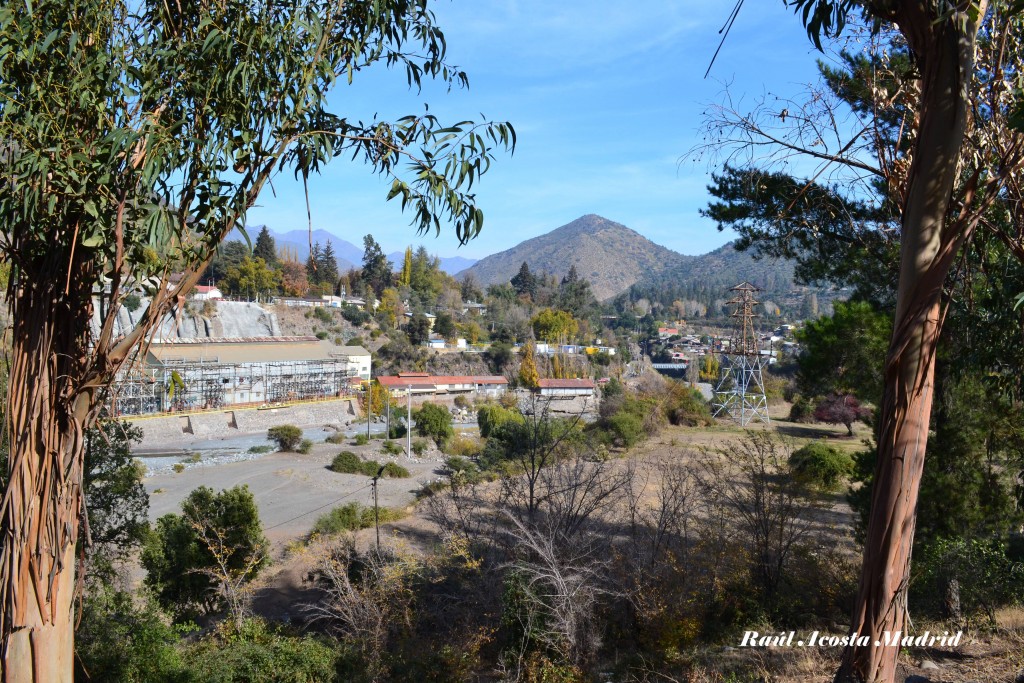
130 398 360 448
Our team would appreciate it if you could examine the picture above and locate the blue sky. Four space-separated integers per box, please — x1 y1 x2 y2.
246 1 829 259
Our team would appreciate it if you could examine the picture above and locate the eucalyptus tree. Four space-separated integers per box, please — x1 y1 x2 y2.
698 2 1024 681
0 0 514 679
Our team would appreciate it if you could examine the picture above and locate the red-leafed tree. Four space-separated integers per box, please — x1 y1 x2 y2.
814 393 871 437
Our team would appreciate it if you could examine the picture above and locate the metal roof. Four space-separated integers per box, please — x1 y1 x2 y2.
147 338 369 365
537 379 595 389
377 375 507 388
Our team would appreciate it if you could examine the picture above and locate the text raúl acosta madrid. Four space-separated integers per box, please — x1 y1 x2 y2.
740 630 963 648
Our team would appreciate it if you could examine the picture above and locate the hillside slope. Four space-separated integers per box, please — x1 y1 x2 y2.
458 214 690 300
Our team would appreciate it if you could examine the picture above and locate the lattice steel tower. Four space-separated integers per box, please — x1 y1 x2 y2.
712 282 770 426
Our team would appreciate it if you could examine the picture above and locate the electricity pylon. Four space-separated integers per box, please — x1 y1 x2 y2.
712 282 770 426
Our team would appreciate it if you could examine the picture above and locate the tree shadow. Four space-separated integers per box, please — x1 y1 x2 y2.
773 423 849 440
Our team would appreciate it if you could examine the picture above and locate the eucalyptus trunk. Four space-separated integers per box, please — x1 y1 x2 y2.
0 250 99 681
834 3 984 682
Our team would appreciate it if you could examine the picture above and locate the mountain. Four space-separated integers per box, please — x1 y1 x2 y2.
458 214 690 300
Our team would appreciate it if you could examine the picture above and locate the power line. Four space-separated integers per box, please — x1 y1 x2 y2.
705 0 746 79
264 483 372 531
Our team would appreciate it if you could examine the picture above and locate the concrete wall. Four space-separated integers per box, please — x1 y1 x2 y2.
129 398 359 447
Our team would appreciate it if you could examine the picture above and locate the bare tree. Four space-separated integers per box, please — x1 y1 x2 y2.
304 540 418 683
697 433 813 604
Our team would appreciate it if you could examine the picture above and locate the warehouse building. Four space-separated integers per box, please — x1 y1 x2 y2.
111 336 370 415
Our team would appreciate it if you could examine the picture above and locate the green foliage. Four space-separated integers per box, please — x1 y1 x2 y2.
247 444 274 454
387 421 408 440
296 439 314 454
413 402 454 448
434 311 457 340
313 306 333 324
484 341 514 372
796 300 891 402
912 538 1024 623
477 404 525 438
123 293 143 313
253 226 278 268
662 383 713 427
82 421 150 574
531 308 578 343
411 439 428 455
330 451 409 478
408 312 432 345
789 441 853 491
222 256 280 300
604 412 646 449
382 440 403 456
267 425 303 451
788 395 815 423
142 485 268 621
74 586 187 683
183 618 339 683
324 433 347 445
331 451 372 475
310 502 406 536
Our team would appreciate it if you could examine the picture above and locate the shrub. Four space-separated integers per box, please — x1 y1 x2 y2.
453 394 471 409
297 438 314 454
912 537 1024 622
331 452 409 478
142 485 268 621
172 463 185 473
413 402 454 448
324 432 347 445
348 335 365 347
381 462 410 478
247 444 274 454
354 433 369 446
788 441 853 491
664 384 713 427
477 404 524 438
331 451 368 475
446 433 482 458
313 307 333 324
605 411 645 448
788 395 815 423
184 618 339 682
382 440 403 456
387 422 407 440
311 502 406 536
411 439 428 456
74 586 186 682
315 330 328 340
267 425 303 451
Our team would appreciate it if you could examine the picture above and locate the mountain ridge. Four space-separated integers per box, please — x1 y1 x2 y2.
458 214 690 300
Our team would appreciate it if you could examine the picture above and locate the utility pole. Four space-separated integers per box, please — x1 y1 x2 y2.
371 465 385 550
366 382 371 442
406 385 412 457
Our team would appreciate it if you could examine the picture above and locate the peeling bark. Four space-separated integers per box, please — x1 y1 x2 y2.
834 3 986 682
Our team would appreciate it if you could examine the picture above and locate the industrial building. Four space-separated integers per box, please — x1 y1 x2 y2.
376 373 508 398
110 336 370 415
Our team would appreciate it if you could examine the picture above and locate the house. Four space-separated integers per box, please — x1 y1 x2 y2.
657 327 680 339
192 285 223 301
376 373 508 398
535 378 596 398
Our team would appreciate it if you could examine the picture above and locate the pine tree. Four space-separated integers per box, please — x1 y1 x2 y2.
319 241 340 294
253 226 278 268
